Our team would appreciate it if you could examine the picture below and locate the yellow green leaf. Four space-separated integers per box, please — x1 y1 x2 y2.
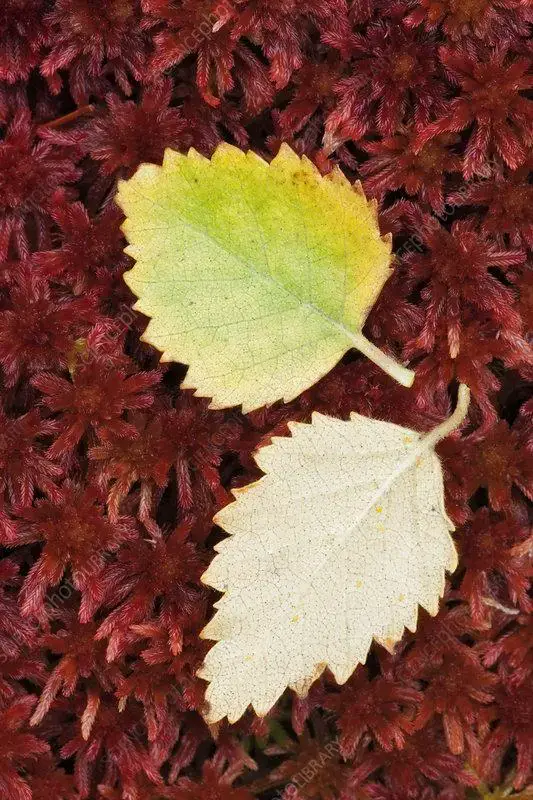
117 143 414 412
198 385 470 724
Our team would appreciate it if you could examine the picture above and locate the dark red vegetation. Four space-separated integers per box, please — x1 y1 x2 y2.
0 1 532 798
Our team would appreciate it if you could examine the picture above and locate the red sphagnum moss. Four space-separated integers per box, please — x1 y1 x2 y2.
0 1 532 798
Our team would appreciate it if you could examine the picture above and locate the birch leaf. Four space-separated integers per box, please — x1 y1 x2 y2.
199 386 471 724
116 143 414 412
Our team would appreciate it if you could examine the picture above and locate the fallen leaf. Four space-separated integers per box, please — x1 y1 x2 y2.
198 385 471 723
116 143 414 412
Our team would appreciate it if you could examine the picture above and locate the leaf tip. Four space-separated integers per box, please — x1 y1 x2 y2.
186 146 208 162
162 147 184 169
327 165 351 187
275 141 299 161
211 141 247 165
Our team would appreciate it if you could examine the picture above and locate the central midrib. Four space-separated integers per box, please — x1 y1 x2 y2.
132 183 365 348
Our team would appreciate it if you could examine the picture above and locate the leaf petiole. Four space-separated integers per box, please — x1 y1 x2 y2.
422 383 471 451
350 332 415 388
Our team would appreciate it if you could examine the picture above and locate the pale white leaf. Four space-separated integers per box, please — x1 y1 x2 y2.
198 386 470 723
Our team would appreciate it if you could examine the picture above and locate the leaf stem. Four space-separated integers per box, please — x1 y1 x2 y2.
422 384 471 450
351 332 415 388
41 104 95 129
